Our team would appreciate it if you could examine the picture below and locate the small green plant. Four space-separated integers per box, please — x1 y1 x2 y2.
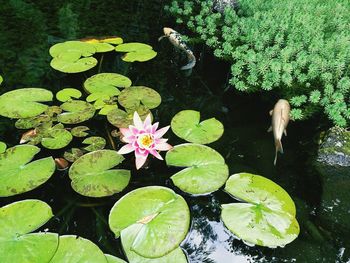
166 0 350 126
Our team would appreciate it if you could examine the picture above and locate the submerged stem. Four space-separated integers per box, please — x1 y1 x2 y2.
105 124 116 150
98 54 104 73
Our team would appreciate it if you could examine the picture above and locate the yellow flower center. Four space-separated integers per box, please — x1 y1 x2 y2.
139 134 154 148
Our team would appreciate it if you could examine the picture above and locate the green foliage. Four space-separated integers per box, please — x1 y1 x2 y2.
166 0 350 126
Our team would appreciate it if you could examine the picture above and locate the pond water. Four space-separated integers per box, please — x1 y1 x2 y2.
0 1 349 262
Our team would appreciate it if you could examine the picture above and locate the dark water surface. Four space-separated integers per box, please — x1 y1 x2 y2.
0 1 349 262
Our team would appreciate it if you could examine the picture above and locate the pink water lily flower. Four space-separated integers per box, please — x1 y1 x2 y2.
117 112 172 170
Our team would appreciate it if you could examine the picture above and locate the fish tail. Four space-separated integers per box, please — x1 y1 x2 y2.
181 53 196 70
274 139 283 166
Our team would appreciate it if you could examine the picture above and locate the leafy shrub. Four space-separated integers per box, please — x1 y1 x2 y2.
166 0 350 126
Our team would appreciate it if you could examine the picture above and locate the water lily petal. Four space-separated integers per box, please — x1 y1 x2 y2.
117 144 134 154
155 142 172 151
144 114 152 127
133 111 144 130
123 135 136 143
130 126 140 135
150 149 163 160
120 127 132 137
151 122 159 133
154 125 170 139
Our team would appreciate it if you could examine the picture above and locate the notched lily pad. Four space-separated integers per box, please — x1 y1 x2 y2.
71 126 90 137
0 200 58 263
49 235 107 263
83 136 106 151
109 186 190 258
115 43 157 62
165 143 229 195
171 110 224 144
58 100 95 124
107 106 151 128
118 86 161 109
0 145 55 197
56 88 82 102
84 73 132 95
41 124 73 150
69 150 130 197
51 56 98 73
50 41 96 57
0 88 53 118
221 173 300 248
64 148 84 162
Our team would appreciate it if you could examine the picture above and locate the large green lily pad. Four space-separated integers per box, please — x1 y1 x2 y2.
50 41 96 57
118 86 161 109
121 224 188 263
0 145 55 197
0 88 53 118
56 88 82 102
221 173 300 248
115 43 157 62
0 200 58 263
105 254 127 263
165 143 229 195
109 186 190 258
49 235 107 263
41 124 73 150
50 56 98 73
107 106 151 128
58 100 95 124
69 150 130 197
84 73 132 95
171 110 224 144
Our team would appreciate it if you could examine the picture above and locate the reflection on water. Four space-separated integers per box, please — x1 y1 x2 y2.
1 1 350 262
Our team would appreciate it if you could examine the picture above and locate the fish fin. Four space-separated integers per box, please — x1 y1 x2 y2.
284 129 287 136
269 110 273 116
180 56 196 70
158 35 166 41
274 139 283 166
267 126 272 132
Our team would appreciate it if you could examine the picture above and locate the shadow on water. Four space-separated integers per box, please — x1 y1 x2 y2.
0 1 349 262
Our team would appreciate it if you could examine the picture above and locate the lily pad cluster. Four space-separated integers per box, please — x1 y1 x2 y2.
0 200 126 263
109 186 189 262
115 43 157 62
221 173 300 248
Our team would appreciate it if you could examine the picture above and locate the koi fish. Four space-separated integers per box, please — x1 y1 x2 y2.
158 27 196 70
268 99 290 165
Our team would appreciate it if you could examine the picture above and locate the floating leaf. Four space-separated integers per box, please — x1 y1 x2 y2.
49 41 96 57
107 106 151 128
64 148 84 162
45 106 62 117
58 100 95 124
118 86 161 109
56 88 82 102
99 104 118 115
49 235 107 263
105 254 127 263
221 173 300 248
101 37 123 45
0 142 6 153
121 224 188 263
41 124 73 150
0 88 53 118
50 56 98 73
165 143 229 195
15 115 51 129
171 110 224 144
92 42 115 53
71 126 90 137
115 43 157 62
84 73 132 95
0 75 3 85
83 136 106 151
69 150 130 197
86 92 111 103
0 200 58 263
0 145 55 197
109 186 190 258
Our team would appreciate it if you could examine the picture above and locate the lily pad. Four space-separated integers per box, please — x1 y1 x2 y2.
83 136 106 151
165 143 229 195
69 150 130 197
0 145 55 197
84 73 132 95
0 88 53 118
118 86 161 109
49 235 107 263
99 104 118 115
58 100 95 124
0 200 58 263
56 88 82 102
221 173 300 248
49 41 96 57
71 126 90 137
121 224 188 263
105 254 127 263
41 124 73 150
92 42 115 53
0 75 3 85
64 148 84 162
109 186 190 258
101 37 123 45
15 115 51 129
0 141 6 153
115 43 157 62
50 56 98 73
171 110 224 144
107 106 151 128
